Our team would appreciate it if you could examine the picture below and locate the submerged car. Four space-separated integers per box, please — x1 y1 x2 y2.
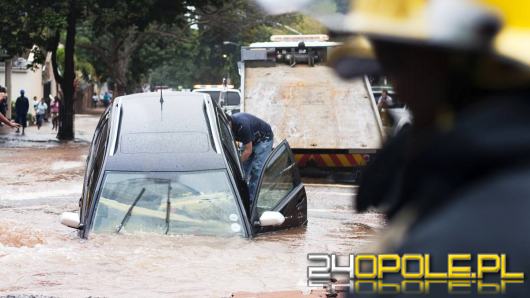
61 91 307 238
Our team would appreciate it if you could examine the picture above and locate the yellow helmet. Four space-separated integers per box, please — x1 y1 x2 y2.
257 0 530 68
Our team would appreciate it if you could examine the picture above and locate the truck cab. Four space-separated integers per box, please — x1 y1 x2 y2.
193 84 242 115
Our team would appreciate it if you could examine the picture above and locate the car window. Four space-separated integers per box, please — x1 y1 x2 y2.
84 116 109 217
217 108 242 174
84 110 109 187
88 122 108 206
92 170 244 237
254 142 299 217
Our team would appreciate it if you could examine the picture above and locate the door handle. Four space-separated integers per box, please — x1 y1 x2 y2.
296 196 305 206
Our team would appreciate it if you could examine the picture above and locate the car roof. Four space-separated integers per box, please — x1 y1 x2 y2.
104 91 227 172
248 41 340 48
193 88 241 93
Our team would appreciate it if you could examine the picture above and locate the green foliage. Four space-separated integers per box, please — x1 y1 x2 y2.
269 15 327 35
149 0 307 89
1 0 327 93
0 0 67 63
55 45 96 81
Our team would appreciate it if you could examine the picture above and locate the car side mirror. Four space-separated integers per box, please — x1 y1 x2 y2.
259 211 285 227
60 212 83 230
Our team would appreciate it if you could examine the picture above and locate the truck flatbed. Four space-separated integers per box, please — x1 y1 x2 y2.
243 64 384 151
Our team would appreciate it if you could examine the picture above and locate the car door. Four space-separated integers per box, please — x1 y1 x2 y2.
80 110 109 223
215 106 252 215
250 140 307 235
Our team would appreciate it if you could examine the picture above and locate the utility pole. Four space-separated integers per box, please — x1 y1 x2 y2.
5 58 12 118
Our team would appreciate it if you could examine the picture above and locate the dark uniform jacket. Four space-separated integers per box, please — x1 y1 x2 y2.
355 94 530 297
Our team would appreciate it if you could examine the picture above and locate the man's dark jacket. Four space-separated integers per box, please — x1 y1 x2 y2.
15 95 29 116
355 93 530 297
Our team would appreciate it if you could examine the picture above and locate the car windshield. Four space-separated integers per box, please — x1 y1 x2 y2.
92 170 244 237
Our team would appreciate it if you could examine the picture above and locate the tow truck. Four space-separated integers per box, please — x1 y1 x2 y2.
239 35 385 177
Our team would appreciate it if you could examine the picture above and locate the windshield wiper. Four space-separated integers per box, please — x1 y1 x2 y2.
165 184 172 235
116 188 146 233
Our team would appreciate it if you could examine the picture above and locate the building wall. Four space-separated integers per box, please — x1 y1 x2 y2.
0 51 59 117
0 66 43 116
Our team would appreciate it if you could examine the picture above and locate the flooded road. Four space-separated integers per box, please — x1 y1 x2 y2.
0 125 385 297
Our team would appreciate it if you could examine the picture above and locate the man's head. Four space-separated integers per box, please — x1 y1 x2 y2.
20 90 25 95
381 90 388 97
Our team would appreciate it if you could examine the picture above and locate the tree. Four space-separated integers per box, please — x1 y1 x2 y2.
48 0 78 140
0 0 78 139
78 0 301 92
0 0 65 117
148 0 305 89
77 0 198 95
0 0 318 139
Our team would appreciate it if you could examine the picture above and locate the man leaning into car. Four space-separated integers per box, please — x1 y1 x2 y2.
228 113 273 203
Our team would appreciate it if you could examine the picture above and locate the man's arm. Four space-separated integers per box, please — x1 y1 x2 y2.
0 112 20 128
241 142 253 162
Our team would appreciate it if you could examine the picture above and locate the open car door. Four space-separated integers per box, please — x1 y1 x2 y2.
250 140 307 235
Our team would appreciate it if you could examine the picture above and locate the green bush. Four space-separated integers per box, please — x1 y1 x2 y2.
27 113 35 125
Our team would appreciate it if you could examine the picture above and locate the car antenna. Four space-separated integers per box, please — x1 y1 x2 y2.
159 87 164 120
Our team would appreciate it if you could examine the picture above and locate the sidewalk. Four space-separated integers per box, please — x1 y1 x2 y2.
0 114 101 145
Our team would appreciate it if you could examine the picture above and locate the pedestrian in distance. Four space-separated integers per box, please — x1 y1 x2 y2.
15 90 29 135
376 89 393 111
377 89 394 126
228 112 274 203
35 97 48 130
44 94 52 121
102 91 111 108
51 96 61 131
92 93 99 108
32 96 38 124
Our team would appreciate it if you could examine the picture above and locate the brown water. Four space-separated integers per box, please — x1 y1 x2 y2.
0 145 385 297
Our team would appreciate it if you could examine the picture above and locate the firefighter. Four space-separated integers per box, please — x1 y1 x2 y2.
258 0 530 296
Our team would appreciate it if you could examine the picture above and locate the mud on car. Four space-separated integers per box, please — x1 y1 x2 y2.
61 92 307 238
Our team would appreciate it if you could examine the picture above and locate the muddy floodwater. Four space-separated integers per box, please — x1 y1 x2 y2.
0 141 385 297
